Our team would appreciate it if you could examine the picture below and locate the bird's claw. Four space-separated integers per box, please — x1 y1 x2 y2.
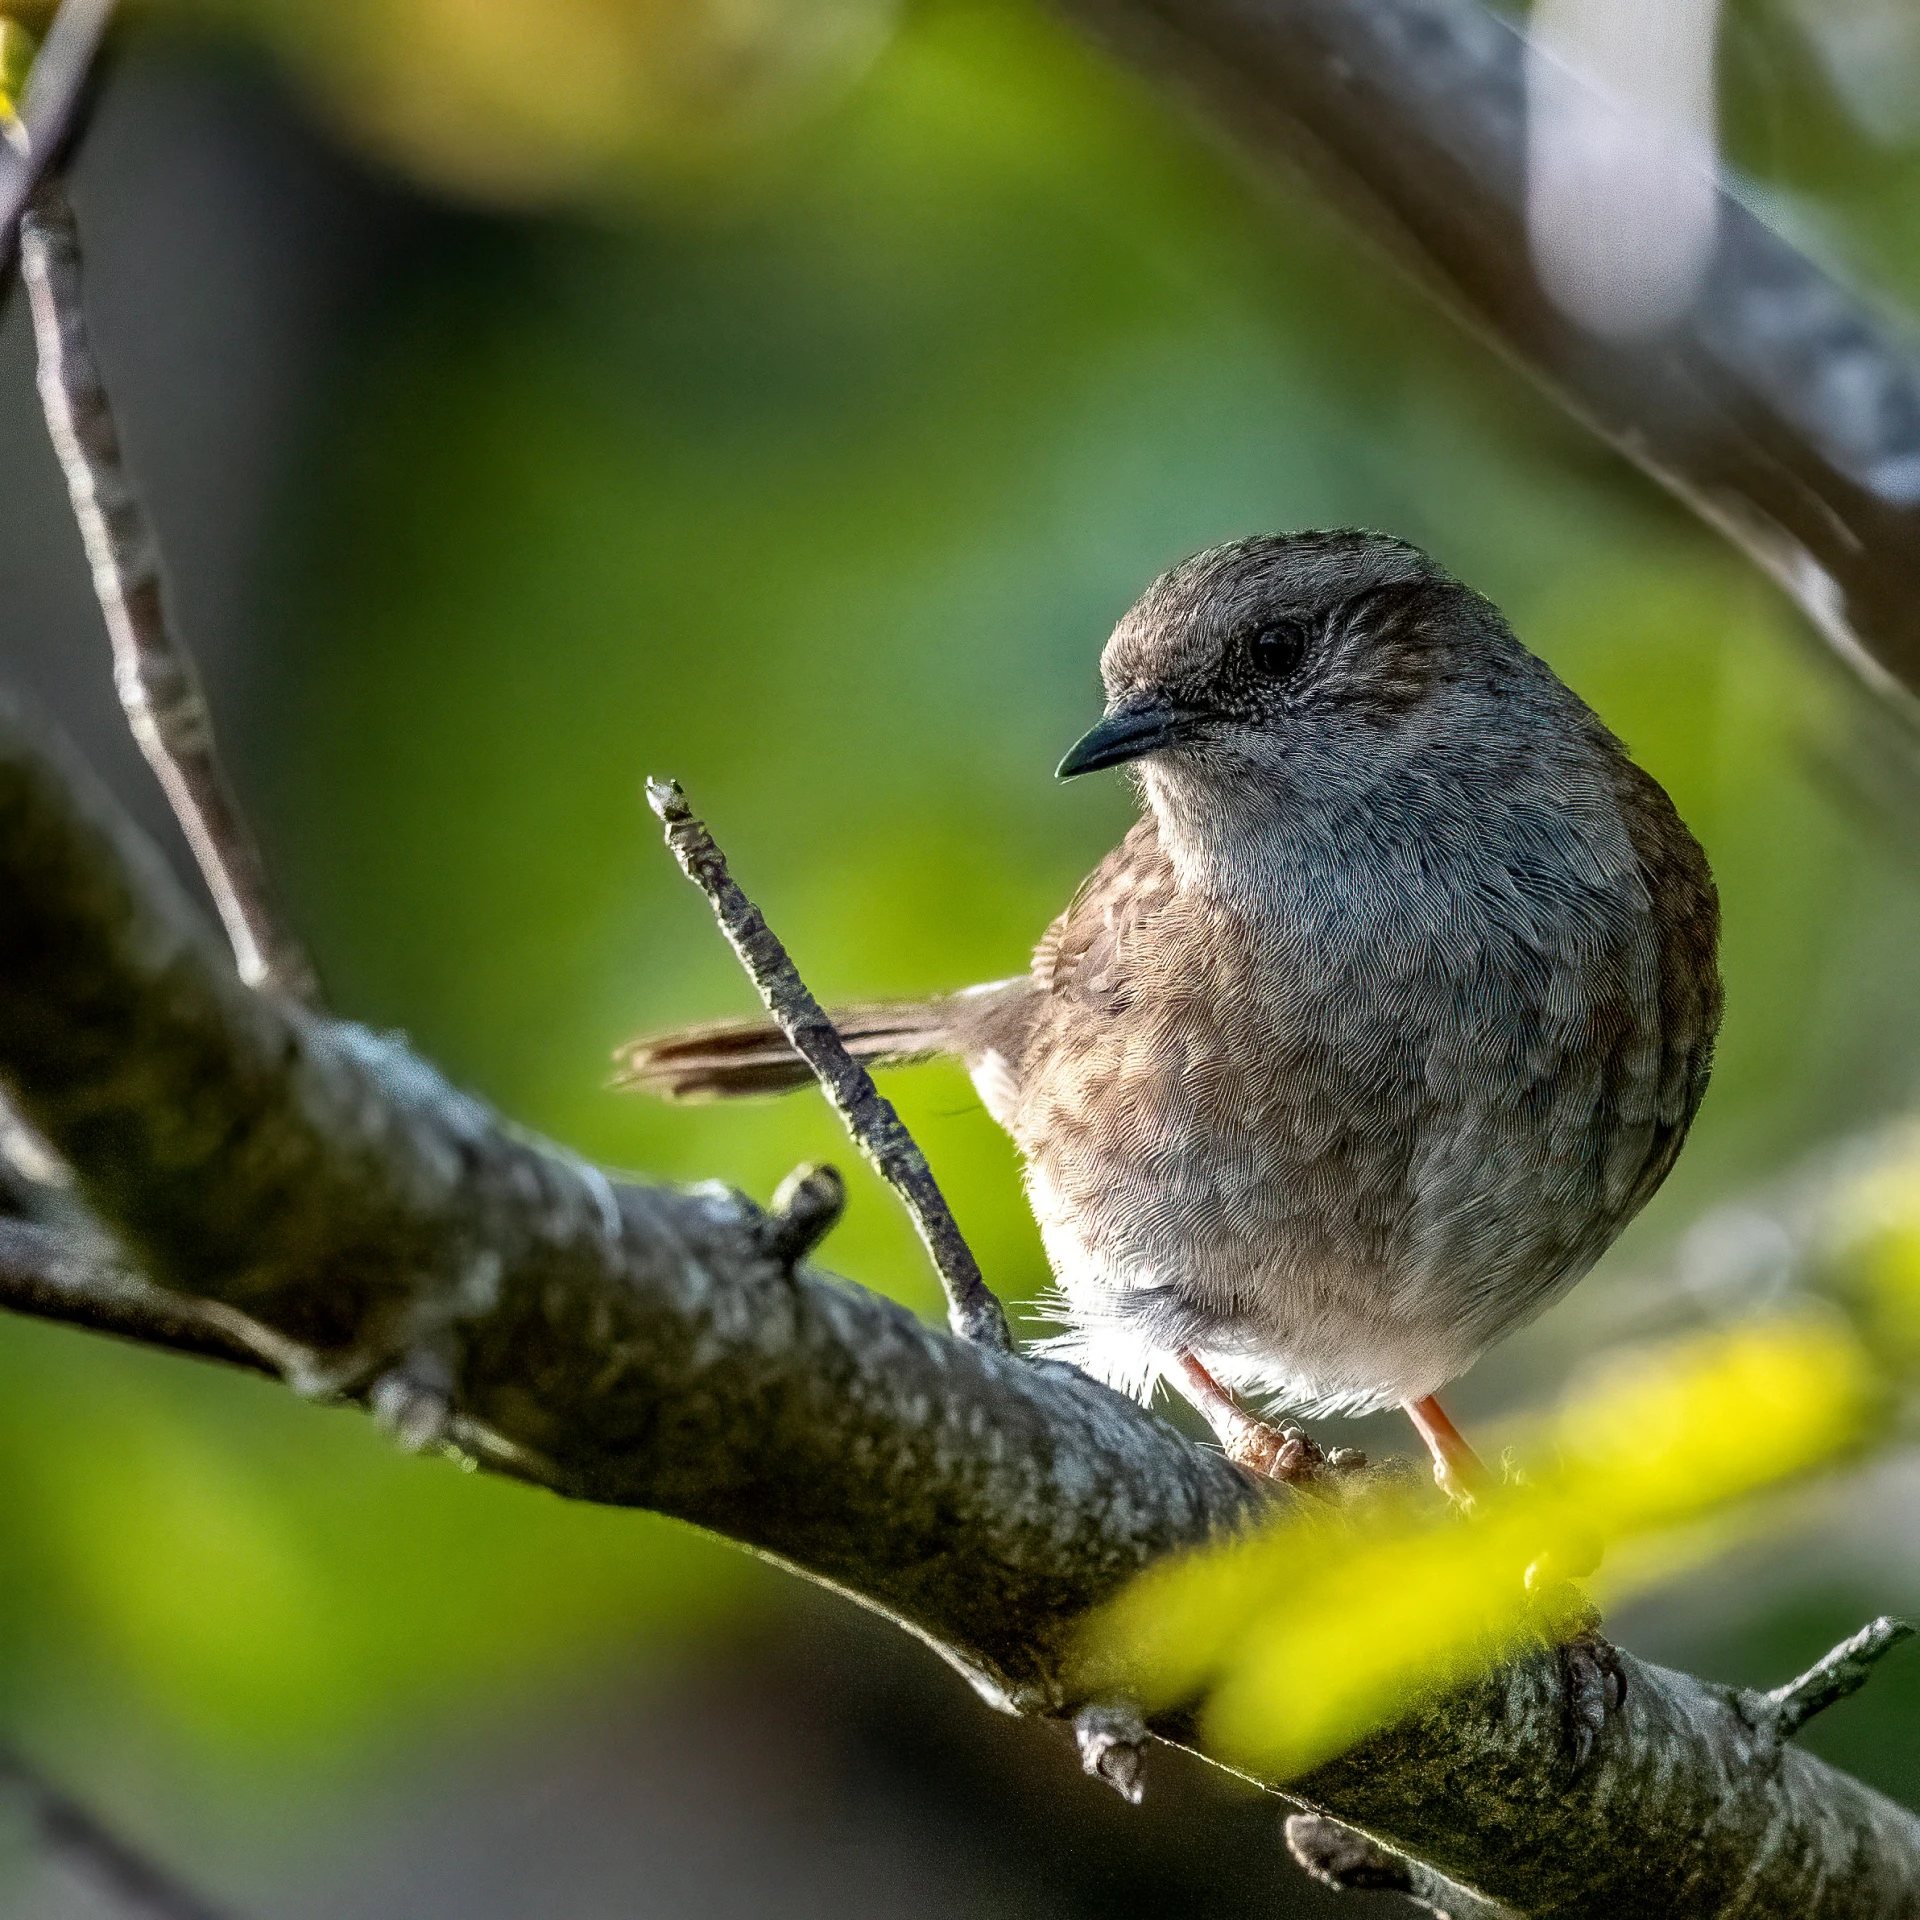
1227 1419 1327 1484
1560 1626 1627 1773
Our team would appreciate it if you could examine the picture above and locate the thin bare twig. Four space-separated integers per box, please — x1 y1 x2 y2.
646 777 1011 1351
0 0 113 281
17 181 316 1000
0 1742 234 1920
1759 1616 1915 1742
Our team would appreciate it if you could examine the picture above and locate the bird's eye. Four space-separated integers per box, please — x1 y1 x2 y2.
1248 620 1309 681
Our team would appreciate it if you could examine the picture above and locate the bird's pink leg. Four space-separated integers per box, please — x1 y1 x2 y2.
1173 1352 1257 1444
1401 1393 1488 1500
1172 1353 1322 1482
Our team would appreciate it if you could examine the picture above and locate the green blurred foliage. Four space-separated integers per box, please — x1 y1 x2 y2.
1720 0 1920 309
8 0 1920 1818
0 1317 757 1774
177 0 899 202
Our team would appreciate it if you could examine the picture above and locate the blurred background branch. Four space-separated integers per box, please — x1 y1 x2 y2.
0 1741 235 1920
1058 0 1920 717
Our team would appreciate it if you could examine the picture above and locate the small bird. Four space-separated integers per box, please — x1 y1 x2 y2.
621 532 1722 1488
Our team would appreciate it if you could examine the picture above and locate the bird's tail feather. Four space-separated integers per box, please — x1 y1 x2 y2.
614 999 957 1102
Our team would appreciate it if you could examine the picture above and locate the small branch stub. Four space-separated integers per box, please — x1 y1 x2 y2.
646 777 1012 1351
1286 1813 1418 1894
1561 1629 1628 1775
369 1345 457 1457
1073 1700 1148 1805
1760 1617 1915 1743
762 1161 846 1267
1283 1813 1516 1919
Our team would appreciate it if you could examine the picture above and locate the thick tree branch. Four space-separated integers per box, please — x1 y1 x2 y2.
647 777 1010 1350
2 700 1919 1915
1054 0 1920 715
0 694 1261 1704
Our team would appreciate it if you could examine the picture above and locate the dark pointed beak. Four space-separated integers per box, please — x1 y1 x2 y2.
1056 696 1197 779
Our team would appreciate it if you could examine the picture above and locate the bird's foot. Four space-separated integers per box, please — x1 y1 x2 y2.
1171 1352 1365 1487
1559 1622 1628 1774
1226 1418 1328 1484
1400 1393 1488 1507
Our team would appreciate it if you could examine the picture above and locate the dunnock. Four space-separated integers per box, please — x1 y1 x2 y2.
622 532 1722 1487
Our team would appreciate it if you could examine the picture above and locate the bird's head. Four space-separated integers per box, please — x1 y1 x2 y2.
1058 531 1525 822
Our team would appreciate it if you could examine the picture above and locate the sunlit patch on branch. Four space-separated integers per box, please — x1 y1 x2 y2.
1525 0 1722 338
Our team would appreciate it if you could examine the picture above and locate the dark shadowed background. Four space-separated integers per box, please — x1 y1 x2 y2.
5 3 1920 1911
